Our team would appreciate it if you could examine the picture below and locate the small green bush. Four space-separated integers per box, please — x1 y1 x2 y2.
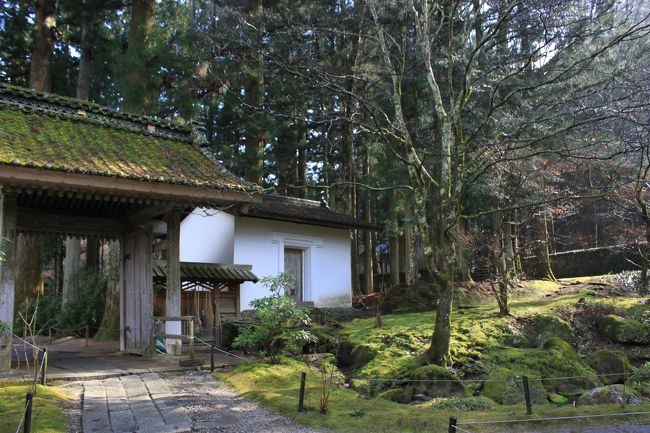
233 273 317 361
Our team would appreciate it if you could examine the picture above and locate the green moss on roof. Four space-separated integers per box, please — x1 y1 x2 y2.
0 83 192 132
0 108 245 190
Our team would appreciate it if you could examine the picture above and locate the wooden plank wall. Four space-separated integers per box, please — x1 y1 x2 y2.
122 226 153 355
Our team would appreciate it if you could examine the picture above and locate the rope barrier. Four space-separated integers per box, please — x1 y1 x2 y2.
14 402 28 433
48 325 87 333
461 410 650 426
347 371 649 384
12 334 45 352
194 337 247 360
452 425 474 433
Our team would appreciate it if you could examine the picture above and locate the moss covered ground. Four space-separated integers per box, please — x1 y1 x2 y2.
0 384 70 433
218 278 650 432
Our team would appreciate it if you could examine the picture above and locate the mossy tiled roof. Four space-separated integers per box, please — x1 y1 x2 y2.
241 194 382 230
0 84 249 191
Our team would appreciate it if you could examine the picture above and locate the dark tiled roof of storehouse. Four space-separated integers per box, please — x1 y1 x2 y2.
0 84 252 192
240 194 382 230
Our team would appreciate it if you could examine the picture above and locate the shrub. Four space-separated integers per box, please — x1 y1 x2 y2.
233 273 316 362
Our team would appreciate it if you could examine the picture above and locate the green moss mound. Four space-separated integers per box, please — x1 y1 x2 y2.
408 365 464 398
483 368 548 405
488 347 600 398
597 315 650 345
549 393 569 405
377 386 414 404
587 350 632 385
541 337 577 358
524 314 573 347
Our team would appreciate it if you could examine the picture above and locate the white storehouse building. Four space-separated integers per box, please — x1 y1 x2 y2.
179 194 379 313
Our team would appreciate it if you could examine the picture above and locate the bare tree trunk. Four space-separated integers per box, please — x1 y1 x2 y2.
76 11 94 101
342 9 362 295
512 209 523 277
535 211 556 280
402 197 417 285
490 212 510 316
94 241 120 340
14 234 44 316
389 190 400 286
86 238 100 271
53 237 63 295
29 0 56 92
363 148 374 294
123 0 155 114
244 0 265 185
62 238 81 305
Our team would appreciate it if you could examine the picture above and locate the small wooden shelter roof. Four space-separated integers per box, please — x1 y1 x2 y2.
153 262 259 285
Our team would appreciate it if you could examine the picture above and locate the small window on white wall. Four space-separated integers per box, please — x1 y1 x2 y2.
284 248 304 301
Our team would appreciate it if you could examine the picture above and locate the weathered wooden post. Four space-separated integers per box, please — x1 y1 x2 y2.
447 416 457 433
189 317 195 360
85 325 89 348
164 210 182 355
40 348 47 386
210 341 215 372
522 375 533 415
0 193 17 370
24 390 33 433
298 372 307 413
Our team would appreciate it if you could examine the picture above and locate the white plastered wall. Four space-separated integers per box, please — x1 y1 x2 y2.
234 217 352 309
180 208 234 264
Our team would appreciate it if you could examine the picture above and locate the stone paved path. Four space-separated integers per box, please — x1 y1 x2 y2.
82 373 192 433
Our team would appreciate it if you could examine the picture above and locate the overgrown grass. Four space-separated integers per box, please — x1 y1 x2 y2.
218 279 650 432
0 384 70 433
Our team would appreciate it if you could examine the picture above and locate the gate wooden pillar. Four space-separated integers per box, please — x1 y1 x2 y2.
164 209 182 355
0 192 17 370
120 225 154 355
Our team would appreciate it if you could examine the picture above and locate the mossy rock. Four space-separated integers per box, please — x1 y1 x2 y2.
625 369 650 396
587 350 633 385
549 393 569 405
483 368 547 405
541 337 577 358
407 365 464 398
349 379 371 396
525 314 573 347
350 345 378 371
377 386 414 404
597 315 650 345
539 351 601 398
487 347 601 398
576 384 642 406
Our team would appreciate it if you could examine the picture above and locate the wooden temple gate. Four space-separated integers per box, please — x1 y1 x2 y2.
0 84 258 369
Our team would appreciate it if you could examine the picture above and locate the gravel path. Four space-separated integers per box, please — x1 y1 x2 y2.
161 370 327 433
62 370 327 433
